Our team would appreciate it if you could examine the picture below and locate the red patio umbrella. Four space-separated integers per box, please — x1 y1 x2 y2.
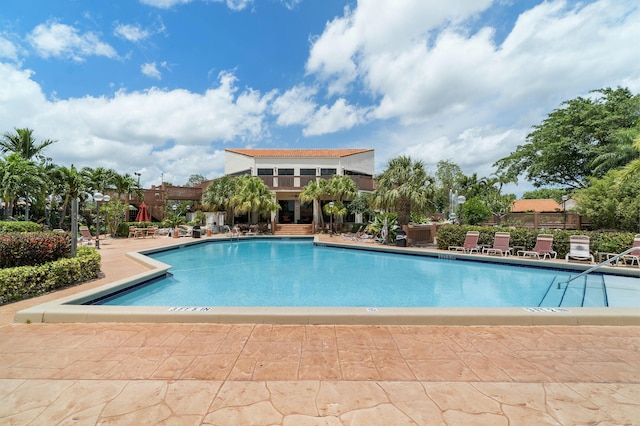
135 202 151 223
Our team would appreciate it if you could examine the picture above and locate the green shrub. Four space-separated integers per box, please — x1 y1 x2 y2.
0 232 71 268
0 246 100 305
0 221 43 233
435 225 636 259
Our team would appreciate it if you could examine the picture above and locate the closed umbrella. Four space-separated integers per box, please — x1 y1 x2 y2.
135 202 150 223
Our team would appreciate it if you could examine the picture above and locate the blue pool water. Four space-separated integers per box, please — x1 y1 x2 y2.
91 239 632 308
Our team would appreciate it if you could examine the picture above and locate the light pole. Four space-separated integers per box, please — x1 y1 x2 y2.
456 195 466 224
172 204 178 238
562 195 568 229
328 201 334 237
93 193 103 249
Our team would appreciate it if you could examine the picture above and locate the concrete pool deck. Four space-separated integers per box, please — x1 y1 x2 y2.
0 234 638 424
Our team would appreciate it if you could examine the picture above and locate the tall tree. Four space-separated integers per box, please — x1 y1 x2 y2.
433 160 464 214
0 154 44 220
50 165 87 230
372 156 433 226
202 176 236 225
81 167 117 194
617 132 640 183
0 128 56 161
592 126 640 175
325 175 358 203
230 175 279 224
494 87 640 189
112 173 139 201
185 174 207 187
576 170 640 232
299 178 329 227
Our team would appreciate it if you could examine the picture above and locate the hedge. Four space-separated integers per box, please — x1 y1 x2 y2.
0 246 101 305
0 232 71 268
0 221 43 233
436 225 637 259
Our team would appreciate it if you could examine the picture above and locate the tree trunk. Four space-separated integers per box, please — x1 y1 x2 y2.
71 198 78 257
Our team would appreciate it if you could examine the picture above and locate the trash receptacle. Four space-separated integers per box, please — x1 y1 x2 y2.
192 225 201 238
396 230 407 247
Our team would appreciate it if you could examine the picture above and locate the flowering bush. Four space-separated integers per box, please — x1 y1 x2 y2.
0 232 71 268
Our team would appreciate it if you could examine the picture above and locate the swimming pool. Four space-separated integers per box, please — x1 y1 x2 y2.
89 239 624 308
14 237 639 325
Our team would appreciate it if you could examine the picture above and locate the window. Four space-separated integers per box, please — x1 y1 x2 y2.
278 168 294 176
257 168 273 176
320 168 336 176
300 168 316 176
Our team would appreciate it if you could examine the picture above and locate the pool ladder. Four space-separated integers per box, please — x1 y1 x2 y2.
541 274 608 308
556 247 638 289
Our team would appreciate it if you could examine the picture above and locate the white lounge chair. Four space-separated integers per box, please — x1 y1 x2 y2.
565 235 594 264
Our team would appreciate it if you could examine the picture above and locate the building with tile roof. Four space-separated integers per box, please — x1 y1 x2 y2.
225 148 375 226
511 199 563 212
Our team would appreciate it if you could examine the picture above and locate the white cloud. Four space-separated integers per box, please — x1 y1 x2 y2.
303 98 367 136
0 64 270 186
271 85 318 126
141 62 164 79
0 36 20 62
304 0 640 189
114 23 151 42
27 21 117 62
139 0 192 9
139 0 252 11
307 0 640 125
280 0 301 10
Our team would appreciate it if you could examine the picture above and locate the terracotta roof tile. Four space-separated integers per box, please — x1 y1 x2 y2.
225 148 373 158
511 199 563 212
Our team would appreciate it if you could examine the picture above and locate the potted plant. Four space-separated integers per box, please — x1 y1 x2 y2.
162 213 185 238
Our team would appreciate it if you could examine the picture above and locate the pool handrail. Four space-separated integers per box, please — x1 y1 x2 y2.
557 247 639 288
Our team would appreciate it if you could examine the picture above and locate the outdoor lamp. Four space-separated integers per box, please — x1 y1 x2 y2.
93 192 104 249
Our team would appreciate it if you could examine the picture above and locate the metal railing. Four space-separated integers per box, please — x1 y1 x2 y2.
557 247 638 288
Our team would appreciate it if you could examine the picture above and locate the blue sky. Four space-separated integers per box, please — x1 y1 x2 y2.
0 0 638 194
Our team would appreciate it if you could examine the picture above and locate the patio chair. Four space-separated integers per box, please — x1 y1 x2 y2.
565 235 594 264
128 226 143 238
482 232 511 256
78 226 94 245
621 234 640 266
517 234 557 260
342 226 364 241
449 231 480 254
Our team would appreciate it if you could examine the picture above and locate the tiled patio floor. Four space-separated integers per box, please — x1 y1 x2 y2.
0 235 638 424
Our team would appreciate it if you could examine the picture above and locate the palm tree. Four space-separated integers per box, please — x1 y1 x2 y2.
202 176 236 226
81 167 117 194
0 154 45 220
323 201 347 233
326 175 358 202
49 165 87 229
372 156 433 226
230 175 279 224
112 173 139 202
50 164 87 256
618 133 640 183
593 127 640 176
0 128 56 161
299 178 329 227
